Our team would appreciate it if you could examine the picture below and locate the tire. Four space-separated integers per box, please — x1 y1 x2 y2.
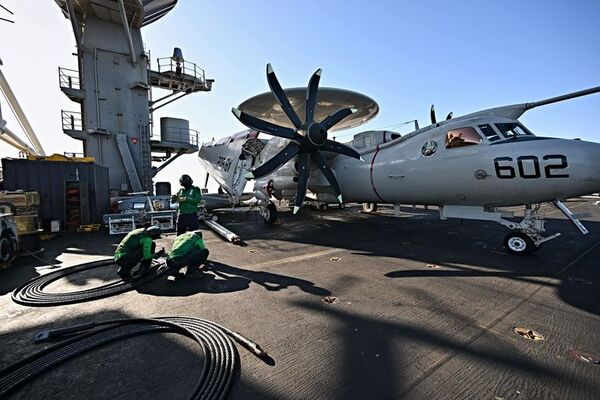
503 232 535 255
0 231 16 263
362 203 378 213
264 203 278 224
319 203 329 211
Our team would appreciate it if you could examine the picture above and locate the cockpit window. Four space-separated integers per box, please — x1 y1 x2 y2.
478 124 500 142
495 122 532 138
445 127 482 149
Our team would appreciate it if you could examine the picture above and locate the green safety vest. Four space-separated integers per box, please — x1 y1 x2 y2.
177 186 202 215
114 228 154 261
167 232 206 260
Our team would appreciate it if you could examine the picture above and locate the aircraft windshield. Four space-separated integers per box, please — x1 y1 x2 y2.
445 127 482 149
495 123 532 138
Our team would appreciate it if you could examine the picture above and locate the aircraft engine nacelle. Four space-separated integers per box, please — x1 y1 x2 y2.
255 170 297 201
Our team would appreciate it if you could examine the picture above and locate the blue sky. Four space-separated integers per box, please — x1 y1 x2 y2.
1 0 599 187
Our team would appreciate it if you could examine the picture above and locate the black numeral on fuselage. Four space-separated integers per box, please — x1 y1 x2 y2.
494 155 569 179
217 156 232 172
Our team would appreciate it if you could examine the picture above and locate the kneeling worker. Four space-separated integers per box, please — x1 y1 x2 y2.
166 230 209 279
114 226 164 279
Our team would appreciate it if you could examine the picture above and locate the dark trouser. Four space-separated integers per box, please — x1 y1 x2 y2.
115 242 155 274
177 213 199 236
167 248 209 273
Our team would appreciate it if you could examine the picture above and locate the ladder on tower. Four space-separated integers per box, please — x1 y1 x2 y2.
139 124 153 192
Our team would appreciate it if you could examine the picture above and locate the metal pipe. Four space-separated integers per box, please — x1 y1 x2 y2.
153 149 186 176
65 0 82 48
0 68 45 155
150 91 192 113
203 219 245 246
118 0 137 66
0 126 38 154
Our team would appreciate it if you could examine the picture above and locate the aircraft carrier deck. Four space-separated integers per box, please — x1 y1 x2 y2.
1 199 599 399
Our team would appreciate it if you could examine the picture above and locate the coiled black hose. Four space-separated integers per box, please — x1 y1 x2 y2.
0 316 271 399
12 259 165 307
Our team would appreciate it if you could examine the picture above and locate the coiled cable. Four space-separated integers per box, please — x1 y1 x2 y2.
12 259 165 307
0 316 272 399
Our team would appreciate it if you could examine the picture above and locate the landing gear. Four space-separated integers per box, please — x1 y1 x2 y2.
362 203 377 213
262 203 279 224
503 231 537 255
440 201 589 256
318 203 329 211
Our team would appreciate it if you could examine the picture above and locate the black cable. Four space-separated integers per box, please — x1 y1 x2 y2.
12 259 166 307
0 316 271 399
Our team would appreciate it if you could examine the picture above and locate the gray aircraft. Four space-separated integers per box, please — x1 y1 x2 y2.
198 64 600 255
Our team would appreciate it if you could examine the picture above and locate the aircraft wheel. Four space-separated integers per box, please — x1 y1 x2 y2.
319 203 329 211
503 232 535 255
264 203 278 224
338 203 345 210
0 231 16 264
362 203 378 213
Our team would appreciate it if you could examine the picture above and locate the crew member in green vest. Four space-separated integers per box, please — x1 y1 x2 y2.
166 230 209 279
172 174 202 235
114 226 164 279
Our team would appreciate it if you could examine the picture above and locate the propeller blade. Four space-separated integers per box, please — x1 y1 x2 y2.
293 152 311 214
232 108 299 140
446 112 453 120
311 152 342 203
305 68 322 123
321 107 357 130
266 64 303 129
203 173 210 189
430 105 437 124
245 141 300 179
321 139 363 161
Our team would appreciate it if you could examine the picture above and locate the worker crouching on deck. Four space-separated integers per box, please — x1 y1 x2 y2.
114 226 164 279
166 230 209 279
172 174 202 235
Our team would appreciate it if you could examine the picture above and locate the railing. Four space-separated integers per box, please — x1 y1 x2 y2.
61 110 82 131
161 127 200 146
156 57 206 83
58 67 81 90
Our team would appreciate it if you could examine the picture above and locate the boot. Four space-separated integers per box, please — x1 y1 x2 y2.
117 266 132 280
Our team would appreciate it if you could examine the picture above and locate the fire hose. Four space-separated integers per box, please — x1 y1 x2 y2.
0 316 273 399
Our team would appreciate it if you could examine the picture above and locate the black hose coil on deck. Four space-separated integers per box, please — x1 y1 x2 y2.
12 259 165 306
0 316 271 399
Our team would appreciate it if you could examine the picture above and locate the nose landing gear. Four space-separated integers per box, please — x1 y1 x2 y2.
504 231 540 255
500 201 588 255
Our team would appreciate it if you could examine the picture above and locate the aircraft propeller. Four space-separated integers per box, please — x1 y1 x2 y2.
232 64 363 214
430 105 453 124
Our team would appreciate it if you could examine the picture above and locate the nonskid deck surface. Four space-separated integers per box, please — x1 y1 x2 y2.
1 200 599 399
